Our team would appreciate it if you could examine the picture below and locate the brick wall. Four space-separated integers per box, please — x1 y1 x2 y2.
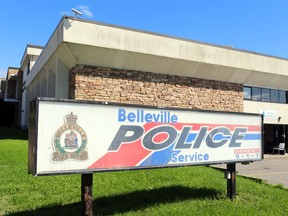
69 65 243 112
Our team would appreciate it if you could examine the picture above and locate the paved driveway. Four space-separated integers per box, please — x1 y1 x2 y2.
213 154 288 188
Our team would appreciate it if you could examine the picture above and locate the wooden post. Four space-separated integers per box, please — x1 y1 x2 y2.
227 163 236 200
81 173 93 216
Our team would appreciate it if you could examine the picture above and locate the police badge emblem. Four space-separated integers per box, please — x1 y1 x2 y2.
52 112 88 162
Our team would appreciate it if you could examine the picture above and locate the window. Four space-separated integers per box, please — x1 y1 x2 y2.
261 88 270 102
243 86 288 104
279 91 286 103
243 87 251 99
271 89 279 102
27 62 31 75
252 87 261 101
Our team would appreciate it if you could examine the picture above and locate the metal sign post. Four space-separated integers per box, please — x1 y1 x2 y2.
226 163 236 199
81 173 93 216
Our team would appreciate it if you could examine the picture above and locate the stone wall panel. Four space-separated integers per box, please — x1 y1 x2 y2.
69 65 243 112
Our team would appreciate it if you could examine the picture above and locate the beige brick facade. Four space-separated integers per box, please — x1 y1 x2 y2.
69 65 243 112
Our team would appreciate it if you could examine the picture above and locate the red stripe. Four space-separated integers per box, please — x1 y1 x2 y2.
144 122 261 131
88 140 150 169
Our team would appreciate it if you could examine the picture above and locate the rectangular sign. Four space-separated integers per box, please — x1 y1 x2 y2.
29 98 263 176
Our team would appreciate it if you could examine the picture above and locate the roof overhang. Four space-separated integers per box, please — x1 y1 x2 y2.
6 67 20 80
26 16 288 90
20 45 43 71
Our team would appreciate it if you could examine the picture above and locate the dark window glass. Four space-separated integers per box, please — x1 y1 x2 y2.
243 87 252 99
252 87 261 101
245 86 288 104
27 62 30 75
279 91 286 103
261 88 270 101
271 89 279 102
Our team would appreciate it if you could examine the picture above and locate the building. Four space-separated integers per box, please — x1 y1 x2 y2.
18 16 288 153
20 44 43 126
0 78 5 100
4 67 22 102
0 67 22 126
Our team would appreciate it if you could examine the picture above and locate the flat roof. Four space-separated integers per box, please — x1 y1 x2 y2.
20 44 43 68
26 16 288 90
71 16 287 61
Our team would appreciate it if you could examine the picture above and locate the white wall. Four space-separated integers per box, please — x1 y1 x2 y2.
244 100 288 125
55 59 69 99
21 57 70 127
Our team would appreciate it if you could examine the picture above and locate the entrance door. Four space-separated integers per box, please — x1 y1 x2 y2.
264 124 286 154
273 125 285 150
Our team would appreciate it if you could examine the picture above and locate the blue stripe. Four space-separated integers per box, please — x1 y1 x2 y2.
186 132 261 142
186 133 197 142
188 133 261 141
244 134 261 140
139 143 180 166
213 134 230 140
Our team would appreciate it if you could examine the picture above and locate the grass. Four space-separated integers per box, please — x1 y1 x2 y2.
1 127 288 215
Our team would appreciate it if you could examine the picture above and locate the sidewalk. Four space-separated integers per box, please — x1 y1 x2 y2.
212 154 288 188
263 153 288 160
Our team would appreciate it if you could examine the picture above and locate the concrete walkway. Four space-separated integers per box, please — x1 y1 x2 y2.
212 154 288 188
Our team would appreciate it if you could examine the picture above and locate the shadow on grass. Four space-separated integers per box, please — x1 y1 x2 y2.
7 185 221 216
0 127 28 140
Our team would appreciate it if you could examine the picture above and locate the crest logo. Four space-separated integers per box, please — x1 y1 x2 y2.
52 112 88 162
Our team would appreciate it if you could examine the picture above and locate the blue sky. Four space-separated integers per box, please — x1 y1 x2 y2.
0 0 287 78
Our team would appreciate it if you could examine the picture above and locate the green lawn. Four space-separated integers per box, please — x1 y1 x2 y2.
1 127 288 215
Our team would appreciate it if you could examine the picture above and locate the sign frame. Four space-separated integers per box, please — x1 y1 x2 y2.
29 97 264 176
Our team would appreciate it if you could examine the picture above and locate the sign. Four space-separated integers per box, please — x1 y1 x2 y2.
260 109 278 122
29 98 263 176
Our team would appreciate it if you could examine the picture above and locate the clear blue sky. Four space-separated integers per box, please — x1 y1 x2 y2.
1 0 287 78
